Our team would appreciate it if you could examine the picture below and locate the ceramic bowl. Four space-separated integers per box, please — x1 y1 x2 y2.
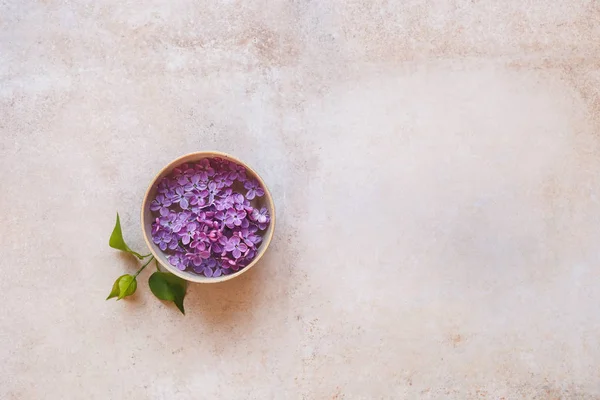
141 151 275 283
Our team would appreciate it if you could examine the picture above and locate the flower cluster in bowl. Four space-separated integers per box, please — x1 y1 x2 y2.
150 157 271 277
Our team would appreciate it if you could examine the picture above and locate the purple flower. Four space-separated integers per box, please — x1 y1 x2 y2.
157 178 174 195
240 248 257 267
184 190 205 210
207 229 222 243
186 245 210 266
244 179 264 200
200 181 220 203
172 165 195 187
150 194 172 216
196 211 215 224
225 209 246 229
193 257 217 276
178 222 198 245
221 256 240 271
232 193 244 208
238 227 262 248
190 229 209 249
189 199 210 214
251 207 270 230
215 210 227 222
152 218 161 235
224 173 236 186
229 162 247 182
215 195 235 211
219 187 233 198
211 241 224 254
172 212 192 232
153 230 177 251
213 171 233 189
168 252 189 271
233 196 252 225
195 158 215 177
158 212 181 233
168 186 186 206
189 174 208 192
221 236 248 259
194 242 211 258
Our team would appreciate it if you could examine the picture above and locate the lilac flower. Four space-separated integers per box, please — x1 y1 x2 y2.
207 229 222 242
211 241 223 254
168 186 186 206
251 207 270 230
186 246 210 266
238 227 262 248
225 209 246 229
150 194 172 216
219 187 233 198
213 172 233 189
173 163 191 174
221 236 248 259
153 230 175 251
195 158 215 177
200 181 220 203
233 195 252 225
189 199 210 214
172 211 192 232
193 258 217 276
182 190 204 210
190 229 209 249
215 195 235 211
157 212 176 234
232 193 245 208
172 164 195 185
221 256 240 271
229 162 247 182
152 219 161 235
245 248 256 261
214 188 233 209
184 173 208 192
193 242 211 259
178 222 198 245
168 252 189 271
244 179 264 200
239 248 256 267
196 210 215 225
157 178 173 195
215 210 227 222
223 171 236 186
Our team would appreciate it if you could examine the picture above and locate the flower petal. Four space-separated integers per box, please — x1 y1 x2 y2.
180 197 189 209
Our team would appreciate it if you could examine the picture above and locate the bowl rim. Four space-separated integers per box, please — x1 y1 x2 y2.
140 151 276 283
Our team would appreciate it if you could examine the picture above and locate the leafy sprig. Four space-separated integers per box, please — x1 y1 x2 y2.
106 213 188 314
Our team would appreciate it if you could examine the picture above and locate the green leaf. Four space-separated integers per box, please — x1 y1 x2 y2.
109 213 143 259
106 274 137 300
106 277 121 300
148 272 187 314
117 275 137 300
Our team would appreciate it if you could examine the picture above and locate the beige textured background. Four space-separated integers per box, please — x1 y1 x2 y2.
2 1 600 399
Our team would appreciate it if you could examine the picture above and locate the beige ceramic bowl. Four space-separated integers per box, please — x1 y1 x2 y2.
141 151 275 283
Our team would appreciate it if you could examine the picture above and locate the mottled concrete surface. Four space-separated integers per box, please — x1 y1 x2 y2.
2 1 600 399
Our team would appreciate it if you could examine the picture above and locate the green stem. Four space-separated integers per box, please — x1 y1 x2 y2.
155 258 160 272
134 256 155 278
